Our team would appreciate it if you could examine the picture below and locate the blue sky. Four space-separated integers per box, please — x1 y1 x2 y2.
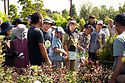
0 0 124 15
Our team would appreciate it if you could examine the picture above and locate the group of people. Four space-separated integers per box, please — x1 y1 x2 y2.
0 12 125 82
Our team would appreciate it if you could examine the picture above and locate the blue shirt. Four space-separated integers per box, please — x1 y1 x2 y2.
51 35 64 61
113 32 125 73
89 30 105 53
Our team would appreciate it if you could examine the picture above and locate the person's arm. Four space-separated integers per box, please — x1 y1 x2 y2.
109 38 125 83
62 33 69 60
54 47 67 55
102 34 105 48
77 45 84 52
86 42 90 53
64 44 69 60
109 56 125 83
38 43 52 65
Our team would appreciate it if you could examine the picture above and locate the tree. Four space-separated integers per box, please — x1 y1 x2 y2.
98 5 108 21
1 0 10 15
0 12 9 22
51 13 67 28
53 11 60 14
18 0 45 21
72 4 77 20
8 4 18 23
91 7 99 19
108 6 117 20
119 3 125 13
62 9 69 18
3 0 6 14
78 17 85 32
69 0 72 17
79 3 92 21
45 9 51 14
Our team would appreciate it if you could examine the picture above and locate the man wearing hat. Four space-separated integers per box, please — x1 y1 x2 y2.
108 19 116 37
66 17 73 27
51 27 67 71
88 20 105 63
0 21 14 66
109 13 125 83
62 20 84 71
84 15 97 29
41 17 54 60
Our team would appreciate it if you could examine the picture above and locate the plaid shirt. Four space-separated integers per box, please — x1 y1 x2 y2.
79 31 91 49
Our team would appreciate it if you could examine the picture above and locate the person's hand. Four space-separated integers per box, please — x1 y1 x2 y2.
47 59 52 66
61 49 67 55
108 79 115 83
96 49 100 54
64 52 69 60
82 49 84 52
5 41 10 48
64 51 68 56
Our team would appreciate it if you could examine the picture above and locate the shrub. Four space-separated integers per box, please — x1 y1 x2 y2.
98 35 117 66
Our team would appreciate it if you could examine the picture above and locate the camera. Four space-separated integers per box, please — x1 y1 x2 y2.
18 52 24 59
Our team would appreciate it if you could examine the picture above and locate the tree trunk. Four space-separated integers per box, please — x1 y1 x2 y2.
4 0 6 14
70 0 72 18
8 0 9 15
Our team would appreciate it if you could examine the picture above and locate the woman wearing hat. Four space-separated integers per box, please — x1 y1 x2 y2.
0 21 14 67
11 18 27 40
62 20 84 71
10 24 29 74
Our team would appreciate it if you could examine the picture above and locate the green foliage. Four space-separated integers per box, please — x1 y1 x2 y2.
91 7 100 19
51 13 67 28
62 9 69 19
0 35 113 83
79 3 92 21
18 0 45 21
78 17 85 32
108 6 118 20
45 9 52 14
98 5 108 21
8 4 19 23
72 4 77 20
119 3 125 13
0 12 9 22
104 17 110 25
98 35 117 66
80 4 118 22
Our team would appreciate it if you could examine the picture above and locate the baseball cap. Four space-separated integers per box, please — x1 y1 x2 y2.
70 20 76 24
43 17 53 25
55 27 65 34
0 21 13 35
12 18 27 25
97 20 103 25
51 25 56 29
27 14 32 21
